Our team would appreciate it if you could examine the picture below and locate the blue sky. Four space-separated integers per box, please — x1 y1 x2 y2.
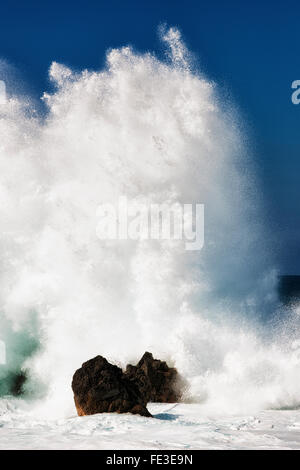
0 0 299 273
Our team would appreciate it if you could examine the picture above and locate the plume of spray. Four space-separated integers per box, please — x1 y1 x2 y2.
0 27 299 417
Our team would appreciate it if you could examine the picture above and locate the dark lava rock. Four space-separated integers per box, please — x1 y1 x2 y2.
125 352 183 403
11 371 27 396
72 355 152 417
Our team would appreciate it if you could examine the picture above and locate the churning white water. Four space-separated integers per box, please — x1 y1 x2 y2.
0 27 299 424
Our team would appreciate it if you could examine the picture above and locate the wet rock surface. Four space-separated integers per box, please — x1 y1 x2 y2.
125 352 183 403
72 355 151 417
72 352 183 417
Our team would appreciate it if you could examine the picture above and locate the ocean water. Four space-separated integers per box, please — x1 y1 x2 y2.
0 27 299 449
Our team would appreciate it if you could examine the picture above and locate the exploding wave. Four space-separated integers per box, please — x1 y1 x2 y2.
0 27 299 418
